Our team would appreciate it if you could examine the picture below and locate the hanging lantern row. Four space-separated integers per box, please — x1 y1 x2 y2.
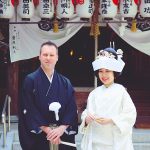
17 0 35 19
0 0 15 19
99 0 118 19
76 0 94 20
0 0 150 20
37 0 54 19
119 0 138 18
139 0 150 18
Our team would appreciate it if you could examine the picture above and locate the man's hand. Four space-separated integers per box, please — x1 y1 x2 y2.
46 125 68 144
40 126 52 134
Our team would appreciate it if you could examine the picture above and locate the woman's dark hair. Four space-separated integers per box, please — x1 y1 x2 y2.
103 47 118 60
114 72 122 78
94 70 99 78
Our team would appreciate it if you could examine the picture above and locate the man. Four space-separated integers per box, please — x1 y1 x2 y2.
18 41 78 150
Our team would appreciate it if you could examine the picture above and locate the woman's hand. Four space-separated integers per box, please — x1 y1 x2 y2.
85 113 96 125
96 118 113 125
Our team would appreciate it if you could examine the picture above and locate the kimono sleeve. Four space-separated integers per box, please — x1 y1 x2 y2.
61 79 78 134
79 92 96 134
20 76 47 133
79 93 94 150
111 89 137 135
79 109 88 134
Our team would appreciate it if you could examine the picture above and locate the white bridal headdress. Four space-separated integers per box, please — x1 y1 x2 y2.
92 47 125 72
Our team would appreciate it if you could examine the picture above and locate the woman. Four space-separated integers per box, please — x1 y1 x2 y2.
79 47 136 150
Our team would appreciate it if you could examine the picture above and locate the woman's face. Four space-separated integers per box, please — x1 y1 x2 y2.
98 68 114 87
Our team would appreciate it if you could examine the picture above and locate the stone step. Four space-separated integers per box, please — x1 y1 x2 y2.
0 131 14 150
132 128 150 143
134 143 150 150
12 142 22 150
13 131 19 142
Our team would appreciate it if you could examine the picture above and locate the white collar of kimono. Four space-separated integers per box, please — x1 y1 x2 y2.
92 56 125 72
45 70 54 83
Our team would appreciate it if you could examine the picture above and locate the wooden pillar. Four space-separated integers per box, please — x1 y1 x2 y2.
7 62 19 115
94 37 98 88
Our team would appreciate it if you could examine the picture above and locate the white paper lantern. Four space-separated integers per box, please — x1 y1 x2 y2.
17 0 35 19
139 0 150 17
120 0 138 18
76 0 94 20
0 0 15 18
37 0 54 19
57 0 74 19
99 0 118 19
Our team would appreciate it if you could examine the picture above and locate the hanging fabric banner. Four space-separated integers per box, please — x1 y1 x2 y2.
9 11 84 62
109 13 150 56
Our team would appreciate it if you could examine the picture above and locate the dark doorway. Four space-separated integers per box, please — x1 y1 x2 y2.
57 27 95 87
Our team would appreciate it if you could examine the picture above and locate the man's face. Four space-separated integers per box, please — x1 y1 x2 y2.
39 45 58 71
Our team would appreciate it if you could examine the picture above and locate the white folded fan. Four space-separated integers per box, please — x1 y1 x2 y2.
49 102 61 121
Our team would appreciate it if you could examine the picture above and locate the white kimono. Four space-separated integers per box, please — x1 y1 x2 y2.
79 83 137 150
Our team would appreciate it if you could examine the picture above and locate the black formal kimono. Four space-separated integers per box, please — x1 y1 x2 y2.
18 67 78 150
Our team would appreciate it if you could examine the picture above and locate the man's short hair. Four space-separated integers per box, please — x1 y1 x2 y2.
40 41 58 54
